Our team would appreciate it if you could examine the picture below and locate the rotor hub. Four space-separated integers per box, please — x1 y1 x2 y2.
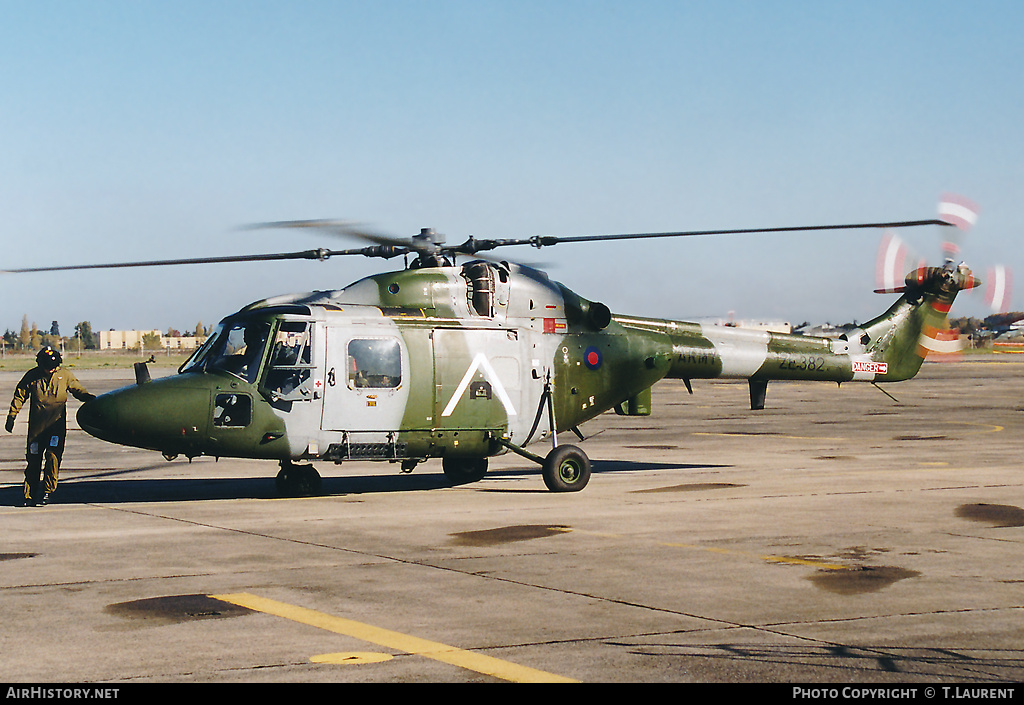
413 228 444 247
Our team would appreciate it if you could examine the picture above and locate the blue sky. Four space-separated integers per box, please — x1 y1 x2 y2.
3 1 1022 334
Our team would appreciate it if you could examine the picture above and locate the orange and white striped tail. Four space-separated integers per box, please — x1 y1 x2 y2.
918 326 964 360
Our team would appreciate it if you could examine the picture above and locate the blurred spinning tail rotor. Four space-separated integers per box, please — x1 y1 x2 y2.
937 192 979 264
873 193 1010 359
874 193 1010 312
874 230 926 294
984 264 1013 314
936 193 1012 314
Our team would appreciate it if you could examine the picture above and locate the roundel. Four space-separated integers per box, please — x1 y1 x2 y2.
583 346 603 370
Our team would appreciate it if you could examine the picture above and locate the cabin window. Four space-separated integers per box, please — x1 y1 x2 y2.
263 320 315 400
348 338 402 389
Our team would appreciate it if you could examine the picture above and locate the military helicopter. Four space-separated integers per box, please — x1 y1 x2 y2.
9 211 975 495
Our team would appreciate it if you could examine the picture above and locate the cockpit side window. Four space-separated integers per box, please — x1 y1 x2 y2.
262 320 316 401
268 320 312 367
348 338 402 389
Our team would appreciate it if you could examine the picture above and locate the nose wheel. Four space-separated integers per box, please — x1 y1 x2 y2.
442 456 488 485
276 460 323 496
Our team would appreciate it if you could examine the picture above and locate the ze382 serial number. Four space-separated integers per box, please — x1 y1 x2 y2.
777 354 827 371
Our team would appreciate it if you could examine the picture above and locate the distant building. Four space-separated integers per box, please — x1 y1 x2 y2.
99 330 206 351
100 330 159 350
163 335 206 350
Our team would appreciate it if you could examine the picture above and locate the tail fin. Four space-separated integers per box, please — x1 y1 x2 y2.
862 264 978 380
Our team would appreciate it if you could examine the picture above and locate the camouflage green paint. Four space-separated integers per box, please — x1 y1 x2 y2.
78 372 288 460
551 326 672 430
76 260 972 466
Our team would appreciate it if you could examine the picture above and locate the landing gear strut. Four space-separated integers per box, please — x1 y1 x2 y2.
492 435 592 493
275 460 323 496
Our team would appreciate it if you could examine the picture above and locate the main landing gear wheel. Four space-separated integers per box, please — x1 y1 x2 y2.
542 445 591 492
442 456 488 485
276 460 323 496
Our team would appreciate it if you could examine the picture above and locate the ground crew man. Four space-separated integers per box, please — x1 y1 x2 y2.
6 347 95 506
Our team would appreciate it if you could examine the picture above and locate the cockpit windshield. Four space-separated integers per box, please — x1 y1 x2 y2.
179 320 271 384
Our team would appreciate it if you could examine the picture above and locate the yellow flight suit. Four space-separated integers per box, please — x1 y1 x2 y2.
7 365 95 504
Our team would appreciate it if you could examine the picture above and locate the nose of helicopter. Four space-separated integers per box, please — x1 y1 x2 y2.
77 394 122 445
76 376 213 451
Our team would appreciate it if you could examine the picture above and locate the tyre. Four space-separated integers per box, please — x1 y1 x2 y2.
275 462 323 496
542 445 591 492
442 456 488 485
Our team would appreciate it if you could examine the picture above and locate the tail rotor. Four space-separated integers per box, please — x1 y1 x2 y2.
873 193 1011 359
984 264 1013 314
938 192 979 265
875 194 1010 312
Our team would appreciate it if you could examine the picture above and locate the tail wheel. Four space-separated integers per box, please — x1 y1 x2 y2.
442 457 488 485
542 445 591 492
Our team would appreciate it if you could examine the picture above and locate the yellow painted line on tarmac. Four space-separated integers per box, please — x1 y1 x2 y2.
692 432 845 441
953 421 1004 435
696 421 1004 441
211 592 577 683
570 529 848 571
659 542 847 571
761 555 848 570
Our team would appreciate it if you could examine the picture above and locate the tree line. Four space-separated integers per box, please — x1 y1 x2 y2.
2 316 212 352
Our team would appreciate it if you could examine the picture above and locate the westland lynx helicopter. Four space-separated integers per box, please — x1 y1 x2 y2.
10 211 977 495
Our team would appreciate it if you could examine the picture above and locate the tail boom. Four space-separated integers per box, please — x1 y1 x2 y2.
615 264 973 390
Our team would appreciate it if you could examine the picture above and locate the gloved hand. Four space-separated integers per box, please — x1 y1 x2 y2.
5 416 13 433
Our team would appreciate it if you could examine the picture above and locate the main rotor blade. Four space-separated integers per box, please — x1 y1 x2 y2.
251 220 433 254
6 217 950 274
493 219 953 249
3 247 385 274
